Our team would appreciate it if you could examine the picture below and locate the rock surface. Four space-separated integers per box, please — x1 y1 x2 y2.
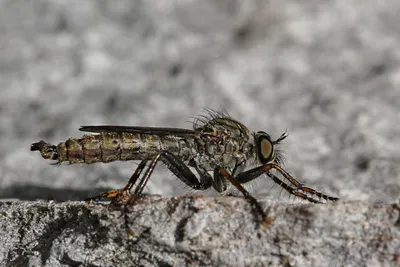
1 197 399 267
1 0 399 203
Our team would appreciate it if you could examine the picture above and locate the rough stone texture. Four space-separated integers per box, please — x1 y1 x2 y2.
0 0 399 266
1 198 399 267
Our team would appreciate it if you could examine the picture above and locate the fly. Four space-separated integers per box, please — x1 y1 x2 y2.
31 110 339 226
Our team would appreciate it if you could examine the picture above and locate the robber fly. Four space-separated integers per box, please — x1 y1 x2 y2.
31 110 338 225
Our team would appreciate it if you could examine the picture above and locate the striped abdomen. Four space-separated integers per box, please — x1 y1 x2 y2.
31 132 184 164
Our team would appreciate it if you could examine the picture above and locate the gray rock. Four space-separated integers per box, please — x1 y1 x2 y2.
1 198 398 267
1 0 399 203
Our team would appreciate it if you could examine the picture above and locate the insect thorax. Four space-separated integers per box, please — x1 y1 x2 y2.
191 117 255 172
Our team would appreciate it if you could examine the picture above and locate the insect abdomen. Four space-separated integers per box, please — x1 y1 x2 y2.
31 132 148 164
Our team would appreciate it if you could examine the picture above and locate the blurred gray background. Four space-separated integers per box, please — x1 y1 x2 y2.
0 0 399 203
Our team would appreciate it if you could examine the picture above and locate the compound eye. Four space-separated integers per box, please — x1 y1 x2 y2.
256 134 274 164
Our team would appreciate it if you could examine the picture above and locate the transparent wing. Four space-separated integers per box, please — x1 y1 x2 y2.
79 125 201 137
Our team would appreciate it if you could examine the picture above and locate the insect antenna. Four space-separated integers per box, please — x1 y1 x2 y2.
273 129 288 145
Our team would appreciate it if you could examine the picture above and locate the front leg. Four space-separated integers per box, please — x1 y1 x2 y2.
235 162 339 203
270 163 339 202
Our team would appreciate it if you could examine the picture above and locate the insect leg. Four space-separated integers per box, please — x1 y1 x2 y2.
189 159 226 192
123 160 148 192
85 160 148 201
132 155 160 196
234 163 339 202
234 165 273 184
267 172 320 203
126 151 214 201
211 170 228 193
124 153 214 237
270 163 339 202
214 167 268 226
124 155 161 237
159 151 213 191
